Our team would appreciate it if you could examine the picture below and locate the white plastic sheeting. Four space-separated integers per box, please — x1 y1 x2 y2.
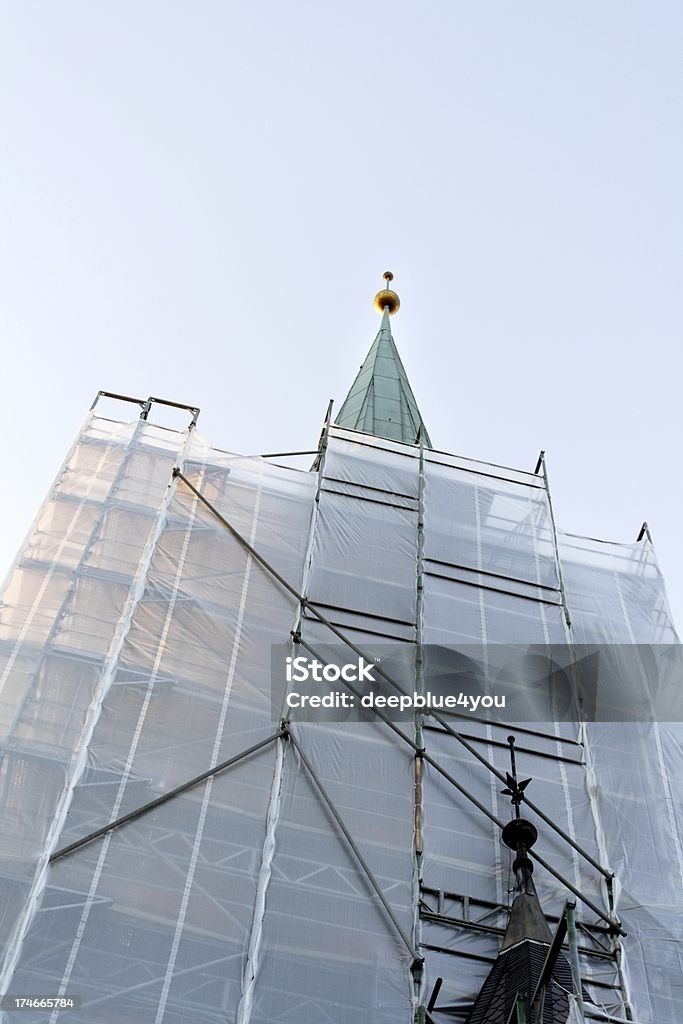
0 416 314 1022
560 533 683 1022
0 413 679 1023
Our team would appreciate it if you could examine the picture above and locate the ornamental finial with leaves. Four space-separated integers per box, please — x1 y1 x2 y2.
500 735 533 819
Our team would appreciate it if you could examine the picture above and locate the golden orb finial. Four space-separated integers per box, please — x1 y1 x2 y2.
373 270 400 315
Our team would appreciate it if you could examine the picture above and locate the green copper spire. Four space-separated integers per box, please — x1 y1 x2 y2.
335 275 432 447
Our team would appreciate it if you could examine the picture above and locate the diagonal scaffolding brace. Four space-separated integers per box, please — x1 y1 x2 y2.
50 731 284 864
282 722 422 967
172 469 615 886
293 635 623 936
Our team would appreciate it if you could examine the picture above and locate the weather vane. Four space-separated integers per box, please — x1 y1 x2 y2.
500 735 533 819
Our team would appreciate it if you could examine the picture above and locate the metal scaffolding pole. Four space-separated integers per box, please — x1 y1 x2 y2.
50 731 284 863
283 723 421 966
172 469 615 887
292 635 622 934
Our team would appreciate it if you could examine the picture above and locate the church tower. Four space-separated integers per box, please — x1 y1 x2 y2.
0 277 679 1024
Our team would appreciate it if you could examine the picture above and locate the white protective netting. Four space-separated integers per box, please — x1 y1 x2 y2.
0 413 679 1023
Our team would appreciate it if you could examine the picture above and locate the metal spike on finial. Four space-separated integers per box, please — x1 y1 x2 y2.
508 735 517 782
373 270 401 315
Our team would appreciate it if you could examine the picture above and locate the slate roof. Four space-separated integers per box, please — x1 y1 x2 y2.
465 881 588 1024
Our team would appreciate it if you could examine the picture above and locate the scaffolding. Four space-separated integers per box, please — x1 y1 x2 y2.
0 394 679 1024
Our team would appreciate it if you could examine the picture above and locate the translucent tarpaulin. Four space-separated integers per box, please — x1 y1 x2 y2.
0 409 679 1023
560 533 683 1022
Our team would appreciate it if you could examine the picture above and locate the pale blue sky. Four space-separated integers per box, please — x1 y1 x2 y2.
1 3 682 627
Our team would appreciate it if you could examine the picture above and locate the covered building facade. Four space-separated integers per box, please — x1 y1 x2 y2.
0 278 680 1023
